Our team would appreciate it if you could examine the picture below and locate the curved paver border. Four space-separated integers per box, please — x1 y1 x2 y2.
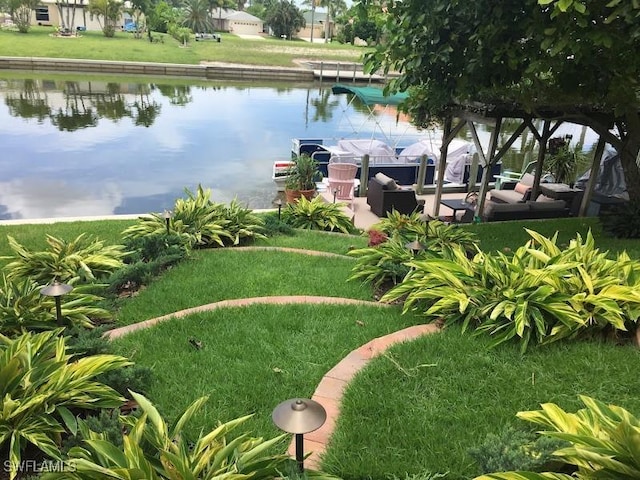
230 246 351 259
105 296 388 339
289 323 440 470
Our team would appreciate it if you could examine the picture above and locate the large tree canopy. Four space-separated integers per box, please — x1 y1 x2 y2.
361 0 640 200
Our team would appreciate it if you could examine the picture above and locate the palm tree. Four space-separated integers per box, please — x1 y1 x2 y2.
183 0 212 33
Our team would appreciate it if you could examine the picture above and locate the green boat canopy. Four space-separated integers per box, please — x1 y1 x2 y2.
331 84 409 106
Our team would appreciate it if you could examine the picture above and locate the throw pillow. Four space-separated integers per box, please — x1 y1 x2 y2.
513 182 531 195
536 194 556 202
374 172 398 190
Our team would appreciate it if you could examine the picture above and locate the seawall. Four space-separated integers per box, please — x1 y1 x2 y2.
0 56 314 81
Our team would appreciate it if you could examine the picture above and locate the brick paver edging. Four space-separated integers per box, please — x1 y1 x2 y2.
105 296 387 339
231 246 352 259
291 323 440 470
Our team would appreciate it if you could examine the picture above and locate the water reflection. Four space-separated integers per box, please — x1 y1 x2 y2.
0 76 600 221
1 76 426 220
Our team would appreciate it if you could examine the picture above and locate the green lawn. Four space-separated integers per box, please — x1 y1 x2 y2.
1 217 639 479
0 27 367 67
323 325 640 479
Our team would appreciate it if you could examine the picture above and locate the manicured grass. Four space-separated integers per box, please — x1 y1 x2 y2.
110 303 420 440
322 325 640 479
0 219 136 266
256 229 367 255
467 216 640 258
115 248 371 325
0 27 366 66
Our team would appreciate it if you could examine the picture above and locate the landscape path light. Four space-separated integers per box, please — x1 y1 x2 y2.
405 238 425 255
273 198 283 221
272 398 326 473
163 209 172 235
41 281 73 326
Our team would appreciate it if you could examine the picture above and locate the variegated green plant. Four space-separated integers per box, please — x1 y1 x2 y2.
0 330 129 480
2 234 127 284
371 211 479 253
475 396 640 480
283 195 355 233
348 236 422 287
122 185 265 248
383 229 640 351
348 216 477 290
43 391 292 480
0 274 112 336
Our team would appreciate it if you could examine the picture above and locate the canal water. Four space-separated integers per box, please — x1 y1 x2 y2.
0 74 597 220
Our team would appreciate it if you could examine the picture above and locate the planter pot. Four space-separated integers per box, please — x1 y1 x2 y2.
285 188 316 204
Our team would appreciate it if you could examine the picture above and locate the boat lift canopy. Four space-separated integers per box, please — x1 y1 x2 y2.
331 84 409 106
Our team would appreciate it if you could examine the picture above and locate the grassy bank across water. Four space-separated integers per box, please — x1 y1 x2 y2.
0 27 366 67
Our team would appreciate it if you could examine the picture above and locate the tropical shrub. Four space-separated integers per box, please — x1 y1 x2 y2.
372 211 479 254
601 201 640 238
0 330 129 480
122 185 266 248
348 236 417 287
282 195 355 233
123 233 188 263
475 396 640 480
469 426 566 475
348 215 478 291
0 275 112 336
107 234 189 294
2 234 127 284
262 211 295 236
43 391 292 480
383 229 640 351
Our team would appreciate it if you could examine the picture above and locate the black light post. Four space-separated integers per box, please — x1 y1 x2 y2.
333 189 338 203
272 398 327 473
163 210 172 235
405 239 425 255
274 198 283 221
41 281 73 326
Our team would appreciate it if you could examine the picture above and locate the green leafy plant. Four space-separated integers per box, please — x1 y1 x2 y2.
123 233 189 263
122 185 265 248
44 391 292 480
348 236 416 287
383 229 640 352
601 201 640 238
263 211 295 236
545 143 583 185
283 195 355 233
348 215 478 292
0 275 112 336
106 234 189 294
285 154 322 191
372 211 479 255
2 234 127 284
475 396 640 480
0 330 129 480
469 426 566 475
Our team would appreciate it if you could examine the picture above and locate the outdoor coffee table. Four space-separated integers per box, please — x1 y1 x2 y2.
440 198 474 223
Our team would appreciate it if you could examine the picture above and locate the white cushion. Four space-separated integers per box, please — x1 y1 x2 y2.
374 172 398 190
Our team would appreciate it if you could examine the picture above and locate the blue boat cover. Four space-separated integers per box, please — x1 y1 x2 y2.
331 84 408 106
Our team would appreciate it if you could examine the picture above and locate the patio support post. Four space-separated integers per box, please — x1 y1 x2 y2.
359 154 370 197
578 137 607 216
531 120 563 199
432 117 452 218
416 154 428 194
475 117 502 220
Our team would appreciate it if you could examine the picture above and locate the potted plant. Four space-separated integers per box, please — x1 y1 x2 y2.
284 154 322 203
546 144 584 186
